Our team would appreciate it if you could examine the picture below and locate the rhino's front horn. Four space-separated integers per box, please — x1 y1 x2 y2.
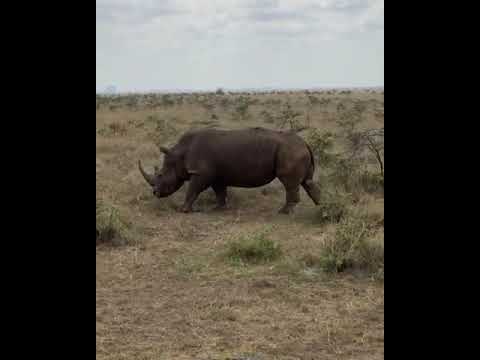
138 160 156 186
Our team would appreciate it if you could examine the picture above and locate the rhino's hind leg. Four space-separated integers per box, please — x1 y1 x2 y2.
212 183 227 211
278 183 300 214
302 179 320 205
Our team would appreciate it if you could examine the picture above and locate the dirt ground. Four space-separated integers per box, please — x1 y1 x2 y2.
96 89 384 359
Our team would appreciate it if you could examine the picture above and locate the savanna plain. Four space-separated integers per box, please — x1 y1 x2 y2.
96 89 384 360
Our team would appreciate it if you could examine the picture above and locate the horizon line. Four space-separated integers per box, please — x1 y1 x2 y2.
96 85 384 95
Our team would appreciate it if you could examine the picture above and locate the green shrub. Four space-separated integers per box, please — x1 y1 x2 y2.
161 94 175 107
234 100 250 120
277 103 303 131
145 115 178 146
315 190 350 224
357 171 384 194
224 231 282 265
317 216 383 275
304 128 336 166
260 110 275 124
97 122 127 137
96 200 130 246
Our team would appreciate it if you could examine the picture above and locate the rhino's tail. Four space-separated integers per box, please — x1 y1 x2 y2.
302 143 321 205
305 143 315 179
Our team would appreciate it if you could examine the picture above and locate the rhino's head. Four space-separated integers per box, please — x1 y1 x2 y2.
138 147 186 198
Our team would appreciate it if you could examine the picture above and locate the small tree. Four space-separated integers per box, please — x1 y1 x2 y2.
344 127 384 178
277 103 305 132
234 96 250 120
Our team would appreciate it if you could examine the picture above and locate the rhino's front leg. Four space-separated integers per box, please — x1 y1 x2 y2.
212 183 227 211
180 175 210 213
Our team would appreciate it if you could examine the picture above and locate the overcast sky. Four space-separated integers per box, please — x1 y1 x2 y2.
96 0 384 92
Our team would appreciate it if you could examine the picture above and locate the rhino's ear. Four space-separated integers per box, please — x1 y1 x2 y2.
159 146 170 155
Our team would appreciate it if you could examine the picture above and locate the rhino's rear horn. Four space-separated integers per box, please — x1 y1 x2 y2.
138 160 156 186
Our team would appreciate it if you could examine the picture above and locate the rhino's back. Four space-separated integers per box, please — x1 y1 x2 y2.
185 127 296 148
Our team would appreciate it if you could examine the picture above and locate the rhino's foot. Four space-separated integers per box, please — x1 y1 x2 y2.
179 205 193 213
212 204 227 211
278 205 295 215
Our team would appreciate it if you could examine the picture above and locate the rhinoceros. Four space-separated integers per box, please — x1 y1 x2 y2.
139 127 321 214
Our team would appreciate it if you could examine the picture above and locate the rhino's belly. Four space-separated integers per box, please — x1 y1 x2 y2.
218 170 276 188
227 176 276 188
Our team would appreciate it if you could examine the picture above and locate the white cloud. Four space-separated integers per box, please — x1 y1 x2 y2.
96 0 384 91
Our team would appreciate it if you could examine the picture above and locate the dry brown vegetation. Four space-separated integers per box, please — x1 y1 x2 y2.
96 89 384 359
